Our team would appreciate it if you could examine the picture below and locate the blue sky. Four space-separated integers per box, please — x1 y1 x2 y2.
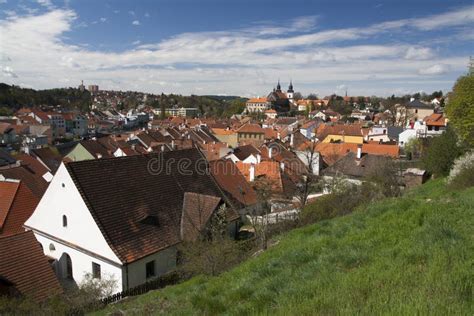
0 0 473 97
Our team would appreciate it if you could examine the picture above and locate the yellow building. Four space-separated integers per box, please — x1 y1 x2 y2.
322 134 364 144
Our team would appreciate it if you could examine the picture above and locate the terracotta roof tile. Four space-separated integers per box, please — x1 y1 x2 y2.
0 166 48 199
237 123 265 134
180 193 221 242
0 182 39 236
0 181 19 231
64 148 232 263
210 159 258 207
0 231 63 302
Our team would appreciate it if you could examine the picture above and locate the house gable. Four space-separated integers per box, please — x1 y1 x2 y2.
65 143 95 162
24 163 121 264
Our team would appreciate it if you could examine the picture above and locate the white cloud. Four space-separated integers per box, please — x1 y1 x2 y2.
128 10 135 16
132 40 141 45
132 20 140 26
100 17 106 22
418 64 449 75
145 12 150 18
2 66 17 78
36 0 54 9
404 47 434 60
0 0 7 4
0 7 471 96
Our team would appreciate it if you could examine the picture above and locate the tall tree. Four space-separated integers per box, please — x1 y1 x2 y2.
446 75 474 146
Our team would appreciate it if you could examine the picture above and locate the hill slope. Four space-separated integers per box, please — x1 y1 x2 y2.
97 179 474 315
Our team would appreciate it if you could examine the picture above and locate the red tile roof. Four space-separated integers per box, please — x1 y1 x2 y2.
0 181 19 231
0 165 48 199
315 142 359 166
64 148 234 263
0 231 63 302
424 113 446 127
247 97 268 103
0 181 39 236
180 192 221 242
237 123 265 134
14 154 49 177
210 159 258 207
362 143 399 158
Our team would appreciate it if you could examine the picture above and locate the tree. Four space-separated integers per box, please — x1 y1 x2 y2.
307 93 318 100
446 75 474 146
294 141 321 209
422 127 464 177
293 92 303 101
248 177 274 250
178 204 245 276
404 137 422 160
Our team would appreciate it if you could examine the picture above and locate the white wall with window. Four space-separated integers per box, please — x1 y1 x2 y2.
126 246 177 289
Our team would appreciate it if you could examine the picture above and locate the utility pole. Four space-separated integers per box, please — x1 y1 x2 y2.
469 56 474 76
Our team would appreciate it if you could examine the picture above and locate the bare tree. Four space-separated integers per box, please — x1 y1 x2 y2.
178 201 245 276
294 141 321 209
247 177 274 250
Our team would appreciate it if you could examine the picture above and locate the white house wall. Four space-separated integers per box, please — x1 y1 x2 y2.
25 163 122 267
33 232 123 293
126 246 177 289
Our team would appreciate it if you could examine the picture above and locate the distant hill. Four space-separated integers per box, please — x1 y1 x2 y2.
97 179 474 314
0 83 91 113
202 95 247 102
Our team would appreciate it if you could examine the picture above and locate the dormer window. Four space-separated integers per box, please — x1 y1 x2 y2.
62 215 68 227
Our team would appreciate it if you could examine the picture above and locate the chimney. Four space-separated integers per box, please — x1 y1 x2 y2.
290 133 294 147
280 162 285 171
171 140 175 149
357 144 362 160
256 153 261 164
249 164 255 182
97 154 102 159
277 132 281 140
268 147 273 159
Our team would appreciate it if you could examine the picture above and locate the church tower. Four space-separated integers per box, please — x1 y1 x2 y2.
287 80 294 101
276 79 282 92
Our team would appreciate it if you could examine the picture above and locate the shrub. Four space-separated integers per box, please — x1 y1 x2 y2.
422 127 464 177
447 151 474 189
301 182 366 225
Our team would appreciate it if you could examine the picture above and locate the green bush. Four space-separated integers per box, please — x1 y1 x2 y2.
301 183 366 224
422 127 464 177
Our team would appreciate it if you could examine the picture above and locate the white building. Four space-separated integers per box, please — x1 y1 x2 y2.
245 98 271 113
25 148 238 294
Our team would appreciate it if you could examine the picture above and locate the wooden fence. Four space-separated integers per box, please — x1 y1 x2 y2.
101 272 180 305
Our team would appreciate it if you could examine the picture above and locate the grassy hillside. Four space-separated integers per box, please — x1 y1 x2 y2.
96 179 474 315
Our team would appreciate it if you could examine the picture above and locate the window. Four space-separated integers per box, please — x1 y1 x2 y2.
92 262 101 279
146 260 155 278
62 215 67 227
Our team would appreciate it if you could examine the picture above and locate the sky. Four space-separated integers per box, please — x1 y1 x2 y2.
0 0 473 97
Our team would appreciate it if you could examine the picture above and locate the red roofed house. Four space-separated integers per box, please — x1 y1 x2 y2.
237 124 265 146
24 149 239 294
245 97 271 113
424 113 447 136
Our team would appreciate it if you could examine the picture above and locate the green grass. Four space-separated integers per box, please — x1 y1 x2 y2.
95 179 474 315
